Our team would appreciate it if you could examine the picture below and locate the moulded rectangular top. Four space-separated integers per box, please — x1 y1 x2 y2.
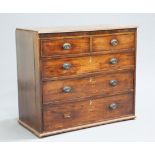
16 25 137 34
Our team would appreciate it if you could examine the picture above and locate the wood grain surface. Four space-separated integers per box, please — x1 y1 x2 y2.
42 52 135 80
16 29 42 132
43 71 134 104
92 32 135 51
40 37 90 56
43 93 134 132
17 25 137 34
16 26 137 137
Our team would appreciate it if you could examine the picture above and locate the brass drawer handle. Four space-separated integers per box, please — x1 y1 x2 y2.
109 57 118 64
63 43 71 50
63 63 71 70
110 39 118 46
63 112 71 118
109 80 118 86
63 86 72 93
109 103 118 110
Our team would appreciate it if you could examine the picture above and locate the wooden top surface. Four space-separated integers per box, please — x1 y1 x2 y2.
16 25 137 34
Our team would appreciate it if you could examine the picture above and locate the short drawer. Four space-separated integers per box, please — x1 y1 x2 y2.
42 52 134 80
40 37 90 57
43 93 134 132
92 32 135 52
43 71 134 104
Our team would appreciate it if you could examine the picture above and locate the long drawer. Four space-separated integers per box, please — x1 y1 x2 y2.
43 71 134 104
41 52 134 80
43 93 134 132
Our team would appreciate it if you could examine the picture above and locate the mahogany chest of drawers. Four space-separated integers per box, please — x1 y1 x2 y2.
16 26 137 137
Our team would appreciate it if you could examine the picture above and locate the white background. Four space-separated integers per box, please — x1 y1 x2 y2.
0 13 155 142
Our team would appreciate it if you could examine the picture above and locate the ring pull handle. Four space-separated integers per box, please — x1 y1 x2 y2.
63 43 71 50
109 103 118 110
109 80 118 86
63 86 72 93
110 39 118 46
62 63 71 70
109 57 118 64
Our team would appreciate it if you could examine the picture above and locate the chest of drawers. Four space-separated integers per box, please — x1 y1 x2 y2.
16 26 137 137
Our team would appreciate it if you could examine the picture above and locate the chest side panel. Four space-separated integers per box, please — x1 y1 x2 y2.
16 30 42 132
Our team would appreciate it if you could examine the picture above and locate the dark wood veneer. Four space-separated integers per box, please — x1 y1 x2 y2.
16 26 137 137
16 30 42 132
43 71 134 104
41 37 90 56
42 52 135 80
43 93 134 132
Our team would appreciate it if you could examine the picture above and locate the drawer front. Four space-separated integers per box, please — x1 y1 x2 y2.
43 93 134 132
42 52 134 80
92 33 135 52
40 37 90 57
43 71 134 104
